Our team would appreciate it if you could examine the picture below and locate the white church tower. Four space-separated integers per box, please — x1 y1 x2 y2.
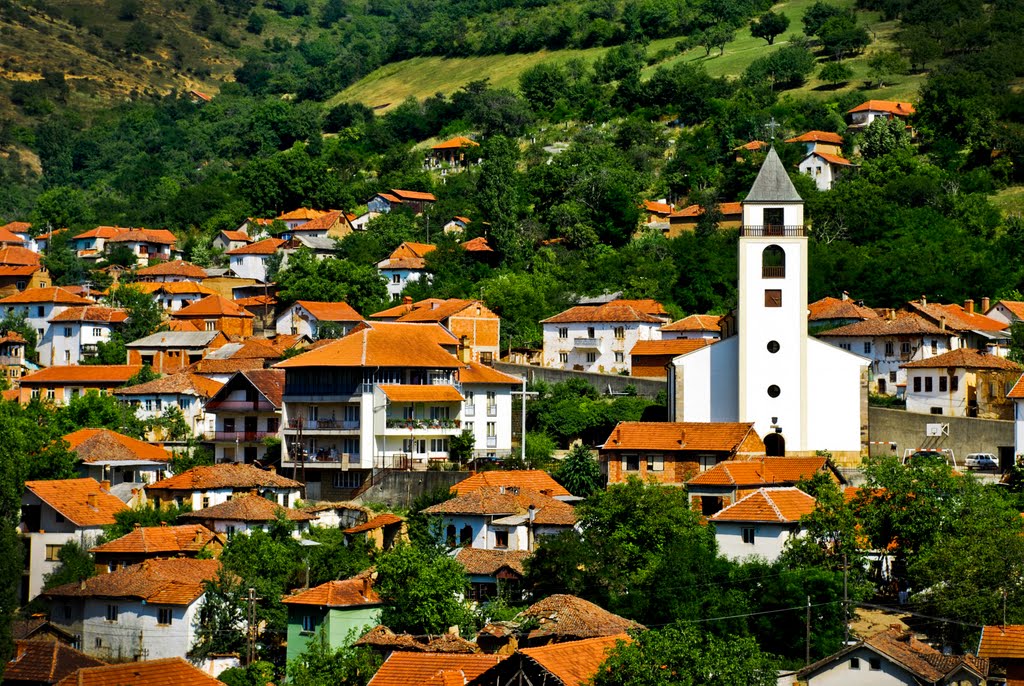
737 147 808 456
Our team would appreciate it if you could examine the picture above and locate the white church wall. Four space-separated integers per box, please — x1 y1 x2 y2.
669 338 739 423
805 339 867 454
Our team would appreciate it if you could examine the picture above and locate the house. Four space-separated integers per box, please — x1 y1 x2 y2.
798 150 855 191
301 501 372 529
0 287 95 364
343 513 406 551
0 221 29 247
466 634 630 685
115 372 224 441
817 312 954 396
659 314 722 341
89 524 223 573
517 594 641 646
796 626 988 685
170 294 255 337
978 624 1024 686
985 298 1024 326
205 369 283 464
105 228 178 265
350 211 380 231
848 99 915 129
235 217 274 240
145 463 303 510
451 470 569 497
0 330 28 388
686 455 844 515
709 487 816 562
125 330 228 373
10 616 77 644
131 281 219 312
64 428 171 488
43 559 220 662
70 227 127 260
282 575 383 668
460 237 497 263
17 365 142 405
187 356 265 385
443 216 472 234
212 230 253 253
808 293 878 330
276 208 328 231
2 640 105 686
276 300 363 339
428 136 480 168
355 625 480 659
177 492 314 536
286 210 353 240
666 201 743 236
785 130 844 156
367 189 437 215
33 228 65 254
201 272 260 300
51 659 223 686
0 246 50 298
373 297 501 363
453 548 532 601
641 199 674 226
541 300 666 374
903 347 1022 418
44 306 127 367
226 237 285 282
458 362 521 460
629 338 710 378
19 478 127 601
135 260 207 283
368 654 505 686
376 242 436 300
1010 377 1024 461
599 421 766 486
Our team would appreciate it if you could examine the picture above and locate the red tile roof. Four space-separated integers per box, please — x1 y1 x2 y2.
661 313 722 332
459 361 521 385
642 200 673 214
451 470 569 497
0 265 41 277
734 140 768 151
24 478 127 527
460 237 494 252
275 322 460 369
602 421 763 453
454 548 530 577
356 626 480 654
44 558 219 606
148 464 301 491
343 512 404 534
218 230 252 243
0 286 92 305
902 348 1021 371
848 100 915 116
820 313 947 337
979 625 1024 658
64 428 171 463
390 189 437 202
292 210 346 232
5 640 105 684
48 306 128 324
710 486 816 523
808 296 878 322
179 493 313 523
394 299 483 323
107 228 177 245
225 237 285 255
379 384 464 403
812 151 854 166
188 357 264 375
431 136 480 150
239 368 285 407
0 245 40 265
136 261 207 279
687 456 831 487
368 653 503 686
521 595 642 640
1008 375 1024 399
173 294 254 318
282 576 381 607
115 372 224 398
629 339 710 357
423 487 576 525
0 226 27 244
669 202 743 218
72 226 127 240
19 365 142 386
54 657 223 686
517 634 630 683
786 130 844 144
133 281 217 296
295 300 363 322
541 303 664 324
908 301 1009 333
277 208 328 222
90 524 219 555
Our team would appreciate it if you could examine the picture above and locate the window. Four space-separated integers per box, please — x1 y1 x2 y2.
301 615 316 633
931 339 938 354
613 326 625 339
951 374 959 391
939 376 947 392
885 342 894 357
45 545 62 561
900 342 911 355
157 608 172 625
46 389 55 400
64 351 71 363
586 352 597 363
699 454 718 472
931 407 943 415
95 638 102 649
332 472 363 489
559 352 568 364
863 342 872 354
925 377 933 393
869 658 881 671
913 377 922 393
839 343 851 351
646 454 663 471
201 496 210 509
850 658 860 670
587 327 595 338
764 289 782 308
37 306 44 317
767 385 781 398
106 605 119 622
624 454 640 471
889 371 897 382
494 530 509 549
486 422 496 437
614 352 624 363
558 327 568 339
205 320 216 331
742 527 756 544
16 280 25 290
446 525 456 545
762 245 786 278
430 438 449 452
767 340 780 353
93 327 103 337
459 525 473 545
392 274 400 284
63 327 72 337
762 207 784 228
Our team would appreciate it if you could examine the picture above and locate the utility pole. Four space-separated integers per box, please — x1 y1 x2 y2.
246 587 262 665
511 379 538 465
843 553 849 644
806 595 812 666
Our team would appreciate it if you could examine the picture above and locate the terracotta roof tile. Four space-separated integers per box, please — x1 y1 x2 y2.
390 190 437 202
520 596 642 640
90 524 218 555
5 640 105 684
0 226 27 244
710 487 816 523
669 202 743 218
848 100 915 115
661 313 722 332
629 339 710 356
460 237 493 252
379 384 463 402
0 246 40 265
687 456 831 487
292 210 346 232
45 559 219 605
20 365 141 386
1008 375 1024 399
239 368 285 407
188 357 264 374
148 463 301 491
54 657 223 686
24 478 127 527
0 287 92 305
813 151 854 166
862 627 953 681
458 361 521 385
602 421 763 453
394 299 482 323
515 634 630 684
541 303 663 325
390 242 437 259
115 372 223 398
343 513 404 534
179 493 313 523
173 294 254 319
0 265 41 277
64 428 171 463
131 281 218 296
786 130 844 144
908 301 1009 333
979 624 1024 658
423 487 576 526
454 548 530 577
451 470 569 497
218 230 252 243
236 295 277 308
275 322 459 369
734 140 768 151
136 261 207 279
821 313 948 337
71 226 127 240
902 348 1021 371
808 296 878 322
371 299 446 319
282 576 380 607
368 653 503 686
48 307 128 324
642 200 673 214
107 228 177 245
277 208 328 222
611 299 669 317
226 237 285 255
295 300 363 322
431 136 480 150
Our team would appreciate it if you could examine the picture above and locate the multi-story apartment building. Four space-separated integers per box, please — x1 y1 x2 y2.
541 300 668 374
45 306 127 366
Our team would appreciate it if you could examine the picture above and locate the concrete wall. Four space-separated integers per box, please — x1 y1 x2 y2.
354 470 468 509
493 362 666 399
867 406 1014 464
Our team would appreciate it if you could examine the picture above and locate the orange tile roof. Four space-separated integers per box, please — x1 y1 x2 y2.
0 265 40 277
24 478 127 526
64 428 171 463
423 487 576 525
786 130 844 144
136 261 207 278
808 296 878 322
343 512 404 534
54 658 223 686
0 330 26 344
48 306 128 324
395 299 482 323
131 281 218 296
275 322 460 369
20 365 142 386
115 372 224 398
612 299 669 317
909 301 1009 333
812 151 854 166
371 299 440 319
173 294 254 318
276 208 328 222
0 245 40 265
2 389 18 402
518 634 630 683
451 470 569 497
993 300 1024 320
188 357 264 374
72 226 128 240
282 576 381 607
5 639 105 684
389 242 437 260
460 236 494 252
903 347 1020 371
541 303 663 325
710 486 816 523
107 228 176 245
629 339 710 357
368 653 503 686
431 136 480 150
226 237 285 255
390 189 437 202
459 361 521 385
0 227 27 244
295 300 363 322
148 463 301 491
356 625 480 654
602 421 762 453
1 220 31 232
236 295 277 308
642 200 673 214
90 524 219 555
734 140 768 151
292 209 346 232
669 202 743 218
821 313 947 337
848 100 915 116
0 286 92 305
979 625 1024 659
521 596 641 639
687 456 831 487
179 493 313 523
379 384 463 402
1008 375 1024 399
218 230 252 242
454 548 530 577
236 368 285 407
166 319 205 332
661 313 722 332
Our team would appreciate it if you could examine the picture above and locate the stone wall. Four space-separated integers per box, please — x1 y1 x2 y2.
867 406 1015 466
354 470 468 509
492 362 666 398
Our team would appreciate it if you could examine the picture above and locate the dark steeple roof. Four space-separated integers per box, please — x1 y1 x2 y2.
744 147 802 203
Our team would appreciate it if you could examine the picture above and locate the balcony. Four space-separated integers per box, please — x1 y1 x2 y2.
206 400 277 413
285 419 360 432
206 431 274 442
385 418 462 431
574 337 601 349
762 266 786 278
282 452 359 468
739 225 806 237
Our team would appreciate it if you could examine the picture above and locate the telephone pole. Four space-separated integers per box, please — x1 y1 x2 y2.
246 587 262 665
805 595 812 666
843 553 849 644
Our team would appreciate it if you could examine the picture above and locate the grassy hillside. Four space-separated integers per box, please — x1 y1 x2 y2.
336 0 924 111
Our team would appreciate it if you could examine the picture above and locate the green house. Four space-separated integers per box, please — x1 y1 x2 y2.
282 576 383 669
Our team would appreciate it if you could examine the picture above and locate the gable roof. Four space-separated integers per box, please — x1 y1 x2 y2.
978 624 1024 658
451 470 569 497
460 236 494 253
669 202 743 218
688 456 835 487
786 130 844 144
64 428 171 463
23 478 127 527
343 512 404 534
907 300 1009 333
5 640 105 685
72 226 128 240
820 313 948 337
114 372 224 398
218 230 252 243
902 347 1021 371
282 576 380 607
132 281 218 296
48 306 128 324
294 300 363 322
422 487 576 525
516 634 630 684
629 339 710 357
809 151 854 166
188 357 265 375
45 558 220 605
0 245 40 265
710 487 816 523
277 208 328 222
0 225 27 244
519 595 642 640
275 322 460 369
238 369 285 407
54 657 223 686
602 421 763 453
173 294 254 318
458 361 522 385
390 189 437 203
540 302 663 325
848 100 915 116
178 493 314 523
744 146 802 203
371 298 445 319
292 209 346 232
136 261 208 279
661 313 722 332
642 199 673 214
395 299 483 323
19 365 141 386
107 228 177 245
226 237 285 255
808 296 878 322
368 653 504 686
125 330 223 349
90 524 219 556
147 463 301 491
0 286 92 305
454 548 531 577
431 136 480 150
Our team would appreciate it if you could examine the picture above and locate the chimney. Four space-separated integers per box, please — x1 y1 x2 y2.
458 336 471 363
87 494 98 508
841 291 850 301
981 296 990 312
965 299 974 314
133 522 141 530
921 295 927 306
887 309 896 321
939 316 946 331
402 296 412 306
100 480 111 492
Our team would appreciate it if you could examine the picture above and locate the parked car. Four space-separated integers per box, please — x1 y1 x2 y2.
903 449 954 467
964 453 998 470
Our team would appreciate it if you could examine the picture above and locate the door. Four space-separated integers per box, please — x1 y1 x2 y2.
244 416 258 439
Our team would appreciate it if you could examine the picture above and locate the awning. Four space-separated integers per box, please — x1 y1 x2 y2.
379 384 464 402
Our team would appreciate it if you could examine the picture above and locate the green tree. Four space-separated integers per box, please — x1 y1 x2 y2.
750 11 790 45
304 527 373 587
193 3 215 31
859 116 912 159
276 251 388 315
802 2 845 36
867 50 910 88
0 311 38 361
190 570 249 663
818 60 854 87
374 543 473 634
125 364 159 387
1009 321 1024 364
448 430 475 467
168 440 215 475
103 503 191 540
319 0 345 27
0 403 28 665
245 10 265 34
55 390 148 440
476 137 528 267
42 540 96 590
818 15 870 58
553 443 602 497
106 284 163 343
287 628 381 686
781 473 862 572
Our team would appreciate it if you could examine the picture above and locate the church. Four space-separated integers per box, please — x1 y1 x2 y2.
666 148 868 465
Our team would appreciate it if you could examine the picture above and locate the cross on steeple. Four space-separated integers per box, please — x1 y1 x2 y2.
765 117 780 141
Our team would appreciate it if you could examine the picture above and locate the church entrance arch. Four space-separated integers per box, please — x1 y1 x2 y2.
764 432 785 456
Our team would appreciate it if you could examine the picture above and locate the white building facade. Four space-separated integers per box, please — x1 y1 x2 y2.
541 311 662 374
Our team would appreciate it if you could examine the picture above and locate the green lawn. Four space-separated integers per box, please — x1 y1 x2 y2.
334 0 925 111
992 186 1024 217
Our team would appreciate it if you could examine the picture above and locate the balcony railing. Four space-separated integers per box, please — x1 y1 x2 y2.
284 452 359 464
762 266 786 278
206 431 274 442
286 419 359 431
739 225 806 237
386 418 461 430
574 337 601 348
206 400 277 413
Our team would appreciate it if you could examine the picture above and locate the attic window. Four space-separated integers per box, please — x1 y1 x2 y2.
850 658 860 669
869 658 881 671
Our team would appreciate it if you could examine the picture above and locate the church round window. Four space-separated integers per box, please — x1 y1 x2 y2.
767 385 781 398
767 340 780 353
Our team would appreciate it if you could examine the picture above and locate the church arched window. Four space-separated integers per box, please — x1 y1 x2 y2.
762 245 785 278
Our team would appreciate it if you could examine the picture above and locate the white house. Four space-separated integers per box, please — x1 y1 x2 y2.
212 230 253 253
64 428 172 490
115 372 224 442
784 130 844 156
135 260 208 283
459 362 520 461
226 238 285 282
659 314 722 341
798 150 854 191
443 216 472 234
541 299 669 374
0 287 94 364
667 148 868 465
104 228 178 265
178 493 314 537
205 369 284 465
1012 376 1024 460
709 487 815 562
19 478 127 601
376 242 435 301
847 99 915 129
0 221 34 251
985 298 1023 326
71 226 126 259
43 558 220 661
45 306 127 367
275 300 363 339
902 347 1021 419
145 463 303 510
